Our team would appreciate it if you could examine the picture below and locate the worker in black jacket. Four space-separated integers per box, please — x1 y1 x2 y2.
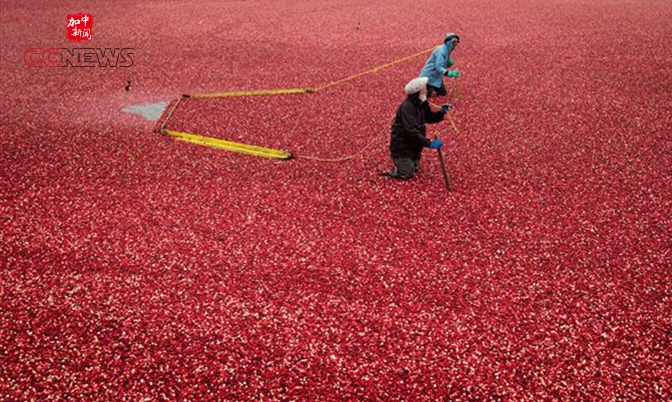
382 77 452 179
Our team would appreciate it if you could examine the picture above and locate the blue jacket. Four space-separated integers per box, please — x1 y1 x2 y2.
419 39 456 88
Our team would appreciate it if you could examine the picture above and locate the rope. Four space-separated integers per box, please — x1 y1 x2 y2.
314 46 437 91
447 114 460 134
296 101 459 163
188 88 315 99
160 96 183 133
161 43 459 162
294 128 387 162
427 106 459 135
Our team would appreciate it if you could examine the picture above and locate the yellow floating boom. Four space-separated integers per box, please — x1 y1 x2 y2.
186 88 315 99
165 130 293 159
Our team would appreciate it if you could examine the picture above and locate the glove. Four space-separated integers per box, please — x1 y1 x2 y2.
448 58 455 67
446 70 459 78
441 103 453 113
429 139 443 149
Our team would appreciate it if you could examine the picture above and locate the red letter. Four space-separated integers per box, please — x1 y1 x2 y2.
43 48 62 68
24 48 43 68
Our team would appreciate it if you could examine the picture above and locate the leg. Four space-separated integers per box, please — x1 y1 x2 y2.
436 82 447 96
426 84 439 98
412 153 421 173
385 157 416 180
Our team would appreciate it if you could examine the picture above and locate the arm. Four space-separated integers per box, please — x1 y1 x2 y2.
435 49 448 76
423 102 446 124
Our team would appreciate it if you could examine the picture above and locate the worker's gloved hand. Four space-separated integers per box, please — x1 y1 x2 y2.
448 58 455 67
446 70 459 78
441 103 453 113
429 139 444 149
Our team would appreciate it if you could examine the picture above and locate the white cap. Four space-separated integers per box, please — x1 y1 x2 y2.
405 77 428 95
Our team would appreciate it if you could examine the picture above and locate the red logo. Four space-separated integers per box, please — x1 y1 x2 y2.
24 48 62 68
67 13 92 41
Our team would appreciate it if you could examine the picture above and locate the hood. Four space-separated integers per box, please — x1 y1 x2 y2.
404 77 428 95
444 32 460 43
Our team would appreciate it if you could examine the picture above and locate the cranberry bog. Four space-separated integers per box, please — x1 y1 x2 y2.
1 0 670 400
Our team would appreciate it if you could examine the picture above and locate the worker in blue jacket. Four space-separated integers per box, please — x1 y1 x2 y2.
419 33 460 97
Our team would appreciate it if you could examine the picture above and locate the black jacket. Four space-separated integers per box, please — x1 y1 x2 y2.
390 93 445 158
